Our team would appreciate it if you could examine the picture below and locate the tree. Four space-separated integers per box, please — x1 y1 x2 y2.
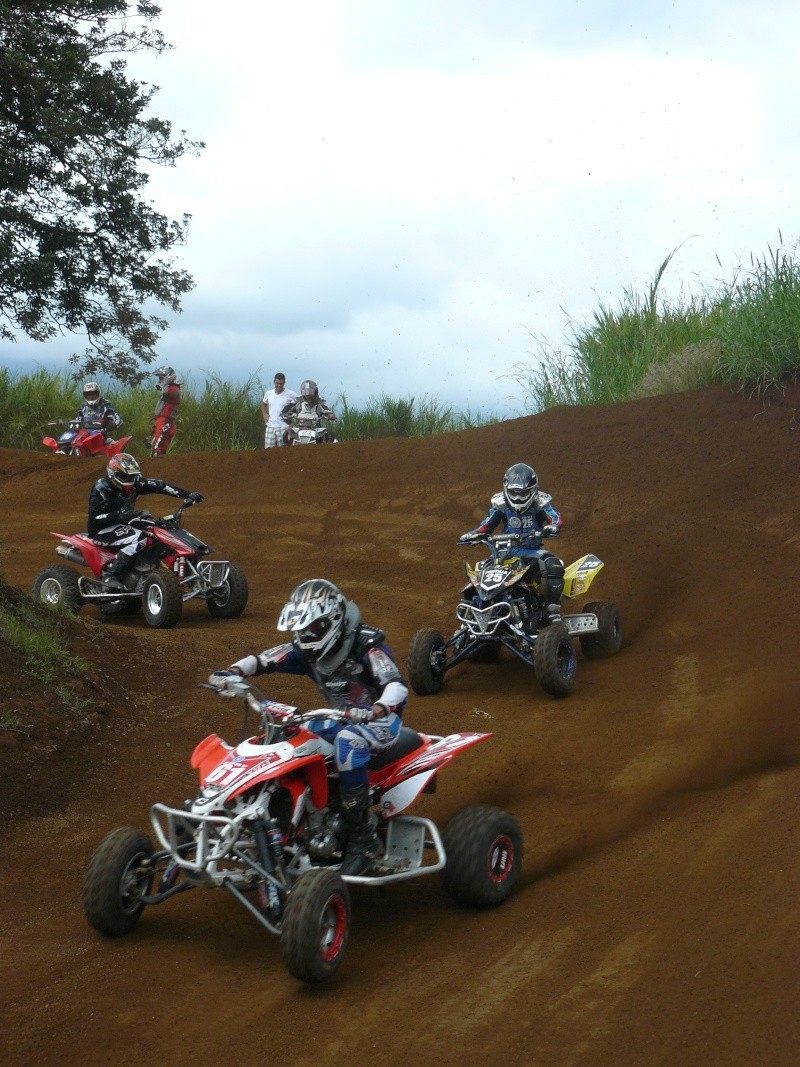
0 1 202 383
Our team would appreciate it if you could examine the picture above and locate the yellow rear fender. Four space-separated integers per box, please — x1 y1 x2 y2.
563 554 604 599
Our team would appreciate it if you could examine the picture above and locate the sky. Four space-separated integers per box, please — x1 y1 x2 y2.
8 0 800 416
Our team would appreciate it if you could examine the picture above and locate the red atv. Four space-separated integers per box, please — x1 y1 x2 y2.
83 678 523 984
42 418 133 457
31 499 248 629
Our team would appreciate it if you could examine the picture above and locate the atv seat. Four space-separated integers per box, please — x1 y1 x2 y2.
368 726 425 770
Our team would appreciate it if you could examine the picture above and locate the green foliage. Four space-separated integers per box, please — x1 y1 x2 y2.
336 393 493 440
512 238 800 411
0 595 87 685
0 2 202 383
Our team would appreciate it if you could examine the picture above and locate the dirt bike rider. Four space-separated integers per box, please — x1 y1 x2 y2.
88 453 204 591
208 578 408 876
281 380 336 442
460 462 565 625
74 382 123 437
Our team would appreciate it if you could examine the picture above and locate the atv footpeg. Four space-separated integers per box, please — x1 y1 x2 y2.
563 612 600 636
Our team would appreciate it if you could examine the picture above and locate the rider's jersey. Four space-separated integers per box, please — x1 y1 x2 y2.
74 400 122 430
232 626 408 718
469 490 562 553
282 397 335 423
87 476 191 536
154 381 181 420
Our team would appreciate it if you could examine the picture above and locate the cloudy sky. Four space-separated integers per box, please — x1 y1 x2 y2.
10 0 800 415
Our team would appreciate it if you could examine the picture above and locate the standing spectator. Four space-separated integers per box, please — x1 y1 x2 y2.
150 366 181 457
260 372 297 448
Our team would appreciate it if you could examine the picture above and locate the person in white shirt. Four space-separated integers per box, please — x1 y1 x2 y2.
260 372 297 448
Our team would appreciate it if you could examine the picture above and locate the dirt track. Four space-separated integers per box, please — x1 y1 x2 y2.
2 383 799 1066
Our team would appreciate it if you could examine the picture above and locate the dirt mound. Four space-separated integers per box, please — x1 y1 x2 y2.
2 382 799 1066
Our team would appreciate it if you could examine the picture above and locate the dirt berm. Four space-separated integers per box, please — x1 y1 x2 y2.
1 382 799 1066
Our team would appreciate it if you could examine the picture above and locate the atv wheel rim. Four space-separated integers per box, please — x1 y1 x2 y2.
119 853 150 915
38 578 63 605
146 584 165 615
318 893 348 962
487 834 515 885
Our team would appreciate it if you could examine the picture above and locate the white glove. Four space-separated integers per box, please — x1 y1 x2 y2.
542 525 559 537
208 669 240 691
342 705 375 724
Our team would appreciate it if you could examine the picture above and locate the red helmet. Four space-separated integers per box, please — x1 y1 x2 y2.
106 453 141 494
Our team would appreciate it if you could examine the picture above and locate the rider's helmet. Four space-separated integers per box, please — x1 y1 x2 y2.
82 382 102 407
300 379 319 405
503 462 538 513
106 453 141 494
155 365 177 386
277 579 349 661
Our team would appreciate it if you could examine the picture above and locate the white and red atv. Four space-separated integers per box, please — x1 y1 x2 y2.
83 679 522 984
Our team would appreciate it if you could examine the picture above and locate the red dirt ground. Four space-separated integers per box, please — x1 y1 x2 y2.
1 382 799 1066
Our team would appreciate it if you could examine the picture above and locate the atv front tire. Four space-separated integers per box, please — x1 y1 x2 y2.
142 570 183 629
31 565 83 614
441 805 522 907
580 601 622 659
281 869 351 983
206 563 249 619
534 622 577 696
84 827 154 936
408 628 446 695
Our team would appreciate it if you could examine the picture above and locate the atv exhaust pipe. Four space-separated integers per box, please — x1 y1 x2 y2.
55 545 85 565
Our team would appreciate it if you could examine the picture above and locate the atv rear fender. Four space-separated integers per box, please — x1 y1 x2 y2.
563 554 604 599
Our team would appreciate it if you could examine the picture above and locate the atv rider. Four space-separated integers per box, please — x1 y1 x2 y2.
281 379 336 442
208 578 408 876
461 462 565 625
88 453 204 590
149 366 181 457
74 382 123 436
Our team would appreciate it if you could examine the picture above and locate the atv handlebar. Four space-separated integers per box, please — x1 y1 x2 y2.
200 677 346 743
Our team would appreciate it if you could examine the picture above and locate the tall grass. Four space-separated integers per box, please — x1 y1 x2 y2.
0 371 497 452
513 238 800 410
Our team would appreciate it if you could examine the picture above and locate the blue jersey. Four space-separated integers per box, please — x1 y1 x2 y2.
470 490 562 554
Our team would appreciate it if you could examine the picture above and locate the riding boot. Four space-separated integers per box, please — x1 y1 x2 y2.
339 782 381 876
545 577 565 625
102 554 132 591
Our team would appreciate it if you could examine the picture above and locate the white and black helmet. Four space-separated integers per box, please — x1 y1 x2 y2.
300 379 319 404
155 365 177 385
82 382 101 407
278 579 348 661
503 462 538 513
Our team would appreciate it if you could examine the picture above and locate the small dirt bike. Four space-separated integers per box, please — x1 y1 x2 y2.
283 410 338 445
408 532 622 698
42 418 132 457
83 678 522 984
31 499 248 629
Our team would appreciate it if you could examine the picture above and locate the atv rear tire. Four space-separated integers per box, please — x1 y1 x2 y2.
408 628 446 695
206 563 249 619
142 570 183 629
440 805 522 907
281 869 351 983
580 601 622 659
31 565 83 614
84 827 154 936
534 623 576 696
